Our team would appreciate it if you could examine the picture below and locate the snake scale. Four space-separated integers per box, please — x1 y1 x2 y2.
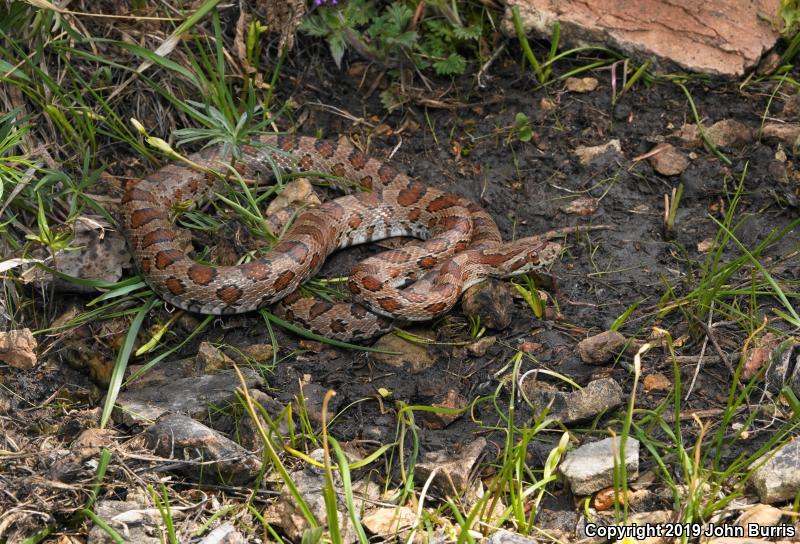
121 134 565 341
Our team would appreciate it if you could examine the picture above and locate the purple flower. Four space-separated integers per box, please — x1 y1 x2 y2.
314 0 338 4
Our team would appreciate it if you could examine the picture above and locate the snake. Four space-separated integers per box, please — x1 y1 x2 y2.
121 134 565 341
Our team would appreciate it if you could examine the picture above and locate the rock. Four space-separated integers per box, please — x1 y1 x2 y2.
751 439 800 503
523 377 624 424
115 367 262 425
674 123 703 147
487 530 537 544
146 413 261 484
196 342 234 372
362 506 417 538
593 487 636 511
0 328 37 369
501 0 780 77
370 332 436 373
577 331 626 364
422 389 467 429
539 97 557 111
565 77 598 93
265 178 322 232
87 493 167 544
743 332 783 382
24 217 130 294
574 139 622 166
466 335 496 356
461 279 514 331
198 523 246 544
736 504 784 529
643 373 672 392
416 438 486 495
263 449 360 544
561 196 598 216
243 343 274 363
560 437 639 496
705 119 755 149
647 143 689 176
760 123 800 147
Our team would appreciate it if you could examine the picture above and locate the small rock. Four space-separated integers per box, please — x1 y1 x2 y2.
575 139 622 166
697 238 715 252
461 279 514 331
422 389 467 429
562 196 598 216
487 530 536 544
593 486 636 511
0 328 37 369
705 119 754 149
198 523 246 544
266 179 321 216
362 506 417 538
115 367 262 425
565 77 599 93
643 373 672 392
467 335 496 356
737 503 784 528
539 97 557 111
751 439 800 503
243 343 274 363
647 143 689 176
518 341 542 353
760 122 800 147
263 449 359 544
370 333 436 373
757 51 782 76
196 342 234 372
560 437 639 496
577 330 627 364
743 332 783 382
416 438 486 495
87 494 166 544
146 413 262 484
523 377 624 424
674 123 703 147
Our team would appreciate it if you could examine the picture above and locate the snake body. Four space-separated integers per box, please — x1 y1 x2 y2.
121 135 562 340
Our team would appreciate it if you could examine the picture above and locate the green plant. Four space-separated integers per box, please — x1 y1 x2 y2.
301 0 483 76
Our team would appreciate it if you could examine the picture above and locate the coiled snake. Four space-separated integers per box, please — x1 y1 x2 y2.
121 134 568 341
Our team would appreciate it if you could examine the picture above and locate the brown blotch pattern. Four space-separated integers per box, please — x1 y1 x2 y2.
122 187 156 204
360 175 374 189
397 183 427 207
273 270 296 292
359 275 383 292
378 297 402 312
140 257 151 274
417 256 437 269
165 277 186 295
154 249 184 270
348 149 367 170
332 163 347 177
426 194 461 213
378 165 399 184
424 301 448 314
216 285 244 304
309 301 333 319
314 139 336 158
129 208 163 229
298 153 315 171
141 229 174 249
187 264 218 286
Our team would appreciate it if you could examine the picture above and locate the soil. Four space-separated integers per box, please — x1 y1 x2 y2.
2 37 799 538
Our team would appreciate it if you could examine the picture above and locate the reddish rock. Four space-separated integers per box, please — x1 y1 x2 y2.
503 0 781 77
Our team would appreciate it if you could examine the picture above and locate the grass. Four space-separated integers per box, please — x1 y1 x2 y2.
1 1 799 543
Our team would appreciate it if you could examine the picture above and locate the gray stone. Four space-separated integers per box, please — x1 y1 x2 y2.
115 367 261 425
560 437 639 496
751 440 800 503
461 279 514 331
487 530 537 544
524 377 624 424
145 413 262 484
577 331 627 364
416 438 487 495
